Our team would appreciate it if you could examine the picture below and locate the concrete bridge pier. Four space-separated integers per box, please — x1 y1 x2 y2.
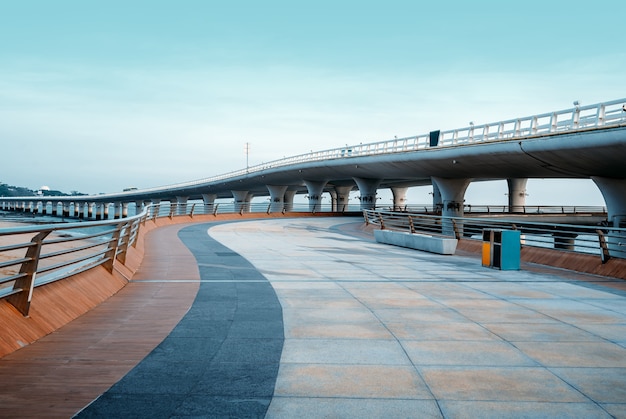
134 201 144 216
113 202 121 219
121 202 129 218
62 203 70 218
507 178 528 212
267 185 288 213
150 199 161 217
432 182 442 212
94 203 102 220
77 203 85 219
176 197 188 215
354 177 381 210
232 190 251 213
592 176 626 258
87 203 95 219
103 203 110 220
201 194 216 214
333 185 353 212
391 187 408 211
284 190 296 212
304 180 327 212
554 233 578 250
432 177 472 236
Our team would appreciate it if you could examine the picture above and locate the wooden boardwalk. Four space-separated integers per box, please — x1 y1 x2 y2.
0 223 200 419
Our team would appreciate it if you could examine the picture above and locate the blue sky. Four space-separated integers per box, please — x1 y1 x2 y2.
1 1 624 205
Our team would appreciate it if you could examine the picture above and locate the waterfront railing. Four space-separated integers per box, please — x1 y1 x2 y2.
363 209 626 263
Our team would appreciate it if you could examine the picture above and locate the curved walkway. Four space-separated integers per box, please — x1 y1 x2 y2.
0 224 200 418
76 223 284 417
1 217 626 418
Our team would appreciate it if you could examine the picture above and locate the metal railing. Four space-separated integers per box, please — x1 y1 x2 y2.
0 207 150 316
79 99 626 199
363 209 626 263
384 204 607 215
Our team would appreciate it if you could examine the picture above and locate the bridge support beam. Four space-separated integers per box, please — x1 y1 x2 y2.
113 202 121 219
135 201 144 216
554 233 578 250
201 194 216 214
333 186 353 212
354 177 381 210
232 190 251 213
391 187 408 211
592 176 626 259
267 185 288 213
176 196 188 215
284 190 296 212
432 177 472 236
305 180 327 213
507 178 528 212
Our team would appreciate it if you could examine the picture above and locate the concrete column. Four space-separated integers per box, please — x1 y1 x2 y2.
102 203 109 219
507 178 528 212
176 196 188 215
122 202 129 218
77 202 85 219
432 182 442 212
432 177 472 236
304 180 327 212
391 187 409 211
232 190 250 213
51 202 58 217
113 202 121 219
334 185 353 212
135 201 144 216
592 176 626 259
353 177 381 210
201 194 217 214
329 190 338 212
554 233 578 250
62 203 70 218
284 190 296 212
267 185 288 213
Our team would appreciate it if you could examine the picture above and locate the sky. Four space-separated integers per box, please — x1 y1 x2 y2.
1 0 624 206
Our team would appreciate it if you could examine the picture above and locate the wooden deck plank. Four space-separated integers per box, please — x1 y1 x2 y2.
0 223 200 418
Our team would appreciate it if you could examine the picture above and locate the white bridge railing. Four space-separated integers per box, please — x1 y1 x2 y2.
89 99 626 199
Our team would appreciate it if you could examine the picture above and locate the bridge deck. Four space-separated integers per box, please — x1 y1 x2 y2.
1 218 626 418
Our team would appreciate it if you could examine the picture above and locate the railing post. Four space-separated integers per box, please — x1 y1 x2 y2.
8 231 51 316
116 222 133 265
451 219 461 240
103 224 123 273
408 215 415 234
596 229 611 264
213 203 219 216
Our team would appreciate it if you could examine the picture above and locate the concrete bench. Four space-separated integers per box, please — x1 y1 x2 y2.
374 229 457 255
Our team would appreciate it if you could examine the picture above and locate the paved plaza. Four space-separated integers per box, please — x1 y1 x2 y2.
6 217 626 418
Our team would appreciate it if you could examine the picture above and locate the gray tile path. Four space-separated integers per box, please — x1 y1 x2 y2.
208 218 626 418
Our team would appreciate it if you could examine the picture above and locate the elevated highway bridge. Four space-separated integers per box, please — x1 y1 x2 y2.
2 98 625 227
